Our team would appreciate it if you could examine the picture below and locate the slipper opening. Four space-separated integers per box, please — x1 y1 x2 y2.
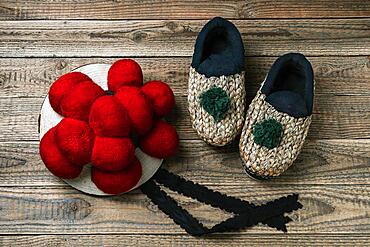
191 17 245 77
262 53 314 118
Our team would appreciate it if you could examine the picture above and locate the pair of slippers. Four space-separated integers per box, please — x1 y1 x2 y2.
188 17 314 179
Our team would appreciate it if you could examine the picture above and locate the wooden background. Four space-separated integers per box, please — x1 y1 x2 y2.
0 1 369 246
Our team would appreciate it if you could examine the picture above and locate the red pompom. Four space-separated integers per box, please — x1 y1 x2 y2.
91 136 135 171
54 118 95 166
141 80 175 117
140 120 179 158
115 86 153 136
60 81 105 121
91 156 142 194
108 59 143 91
40 127 82 179
89 95 131 137
49 72 92 115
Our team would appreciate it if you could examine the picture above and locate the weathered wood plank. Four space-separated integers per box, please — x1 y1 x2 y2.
0 139 369 187
0 184 368 234
0 57 369 140
1 234 369 247
0 56 369 98
1 0 370 20
1 19 369 57
0 94 369 141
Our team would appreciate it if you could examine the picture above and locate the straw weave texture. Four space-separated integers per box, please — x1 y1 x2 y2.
188 67 245 146
239 90 312 178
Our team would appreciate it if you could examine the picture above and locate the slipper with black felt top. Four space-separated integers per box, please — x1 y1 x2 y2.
188 17 246 146
239 53 314 179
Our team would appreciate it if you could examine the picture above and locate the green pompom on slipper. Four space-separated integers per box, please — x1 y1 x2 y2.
253 119 283 149
199 87 230 122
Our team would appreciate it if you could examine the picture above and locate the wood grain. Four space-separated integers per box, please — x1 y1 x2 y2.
0 139 369 187
1 19 370 57
1 56 369 98
0 57 369 141
0 94 368 142
1 234 369 247
0 2 369 244
0 184 368 234
1 0 370 20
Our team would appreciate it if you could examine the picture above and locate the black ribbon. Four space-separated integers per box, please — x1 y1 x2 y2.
141 168 302 236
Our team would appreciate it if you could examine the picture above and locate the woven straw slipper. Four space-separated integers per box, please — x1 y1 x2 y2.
239 53 314 179
188 17 246 146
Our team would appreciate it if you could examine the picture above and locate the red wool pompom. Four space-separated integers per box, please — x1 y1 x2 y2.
91 136 135 171
54 118 95 166
89 95 131 137
40 127 82 179
108 59 143 91
115 86 153 136
140 120 179 158
49 72 92 115
141 80 175 117
42 59 180 184
91 156 142 194
60 81 105 121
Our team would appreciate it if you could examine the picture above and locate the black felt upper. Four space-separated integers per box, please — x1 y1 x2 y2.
262 53 314 118
191 17 245 77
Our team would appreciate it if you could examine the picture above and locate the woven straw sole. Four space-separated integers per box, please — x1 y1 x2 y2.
239 90 312 178
188 67 246 146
